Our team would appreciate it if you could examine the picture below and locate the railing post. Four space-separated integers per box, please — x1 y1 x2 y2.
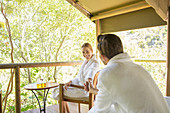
95 19 101 59
15 66 21 113
0 90 2 113
167 7 170 96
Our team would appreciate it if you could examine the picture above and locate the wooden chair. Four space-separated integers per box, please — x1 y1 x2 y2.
0 90 2 113
59 71 100 113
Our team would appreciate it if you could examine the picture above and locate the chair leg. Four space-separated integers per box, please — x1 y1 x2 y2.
59 100 65 113
65 102 70 113
78 103 81 113
89 93 94 110
59 84 65 113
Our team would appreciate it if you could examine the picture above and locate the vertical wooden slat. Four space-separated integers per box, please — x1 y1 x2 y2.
95 19 101 58
167 7 170 96
15 66 21 113
0 90 2 113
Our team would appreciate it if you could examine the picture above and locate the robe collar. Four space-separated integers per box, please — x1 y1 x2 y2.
107 53 131 66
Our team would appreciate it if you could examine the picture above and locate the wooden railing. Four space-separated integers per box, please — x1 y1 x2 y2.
0 59 166 113
133 59 166 63
0 61 82 113
0 90 2 113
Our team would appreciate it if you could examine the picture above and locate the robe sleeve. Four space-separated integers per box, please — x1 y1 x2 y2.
71 61 85 85
88 69 116 113
71 77 79 85
71 69 81 85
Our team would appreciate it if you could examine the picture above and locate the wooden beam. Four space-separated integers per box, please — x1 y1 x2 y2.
91 1 150 21
0 61 83 69
167 7 170 96
95 20 101 59
15 66 21 113
65 0 91 18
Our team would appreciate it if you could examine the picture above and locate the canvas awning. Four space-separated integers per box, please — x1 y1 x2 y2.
146 0 170 21
66 0 167 33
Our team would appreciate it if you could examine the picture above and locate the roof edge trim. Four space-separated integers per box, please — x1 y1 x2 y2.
91 1 150 21
66 0 92 18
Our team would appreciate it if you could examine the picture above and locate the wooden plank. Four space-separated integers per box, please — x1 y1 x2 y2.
15 66 21 113
167 7 170 96
0 61 82 69
21 103 89 113
0 90 2 113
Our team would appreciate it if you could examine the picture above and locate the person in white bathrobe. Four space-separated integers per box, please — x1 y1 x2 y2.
52 43 99 99
88 34 170 113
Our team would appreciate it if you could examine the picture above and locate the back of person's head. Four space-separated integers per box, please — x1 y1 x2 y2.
97 34 123 59
82 43 93 51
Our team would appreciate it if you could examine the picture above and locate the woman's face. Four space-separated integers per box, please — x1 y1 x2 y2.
82 47 93 61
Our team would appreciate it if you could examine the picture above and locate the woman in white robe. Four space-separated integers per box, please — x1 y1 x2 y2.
52 43 99 99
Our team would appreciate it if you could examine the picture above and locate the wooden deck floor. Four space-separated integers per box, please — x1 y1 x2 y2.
22 102 89 113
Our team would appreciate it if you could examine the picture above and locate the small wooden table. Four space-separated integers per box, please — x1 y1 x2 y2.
24 82 59 113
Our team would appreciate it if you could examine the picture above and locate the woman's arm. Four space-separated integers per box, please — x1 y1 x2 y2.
84 81 99 95
64 80 72 90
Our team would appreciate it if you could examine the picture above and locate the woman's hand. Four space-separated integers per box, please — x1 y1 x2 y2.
64 80 72 90
84 80 99 95
84 81 89 92
84 78 92 91
88 78 92 82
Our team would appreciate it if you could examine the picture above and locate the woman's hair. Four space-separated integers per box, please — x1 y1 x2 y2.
97 34 123 59
82 43 93 51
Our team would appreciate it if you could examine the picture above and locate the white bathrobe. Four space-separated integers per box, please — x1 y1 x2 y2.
52 55 99 99
72 54 99 86
88 53 170 113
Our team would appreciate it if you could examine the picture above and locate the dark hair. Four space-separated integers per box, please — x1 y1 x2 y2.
81 43 93 51
97 34 123 59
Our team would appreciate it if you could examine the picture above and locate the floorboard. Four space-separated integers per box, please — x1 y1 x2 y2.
22 102 89 113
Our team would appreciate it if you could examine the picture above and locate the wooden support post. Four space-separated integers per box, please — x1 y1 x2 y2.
95 19 101 59
15 66 21 113
0 90 2 113
167 7 170 96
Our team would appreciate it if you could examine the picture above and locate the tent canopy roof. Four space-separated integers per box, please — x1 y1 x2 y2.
66 0 167 33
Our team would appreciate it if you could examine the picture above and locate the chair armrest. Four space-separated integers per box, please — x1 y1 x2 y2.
70 84 84 89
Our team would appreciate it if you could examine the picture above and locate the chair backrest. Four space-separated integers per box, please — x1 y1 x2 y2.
93 71 100 88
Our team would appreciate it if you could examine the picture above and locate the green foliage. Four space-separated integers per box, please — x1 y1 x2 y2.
0 22 5 28
21 105 34 112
